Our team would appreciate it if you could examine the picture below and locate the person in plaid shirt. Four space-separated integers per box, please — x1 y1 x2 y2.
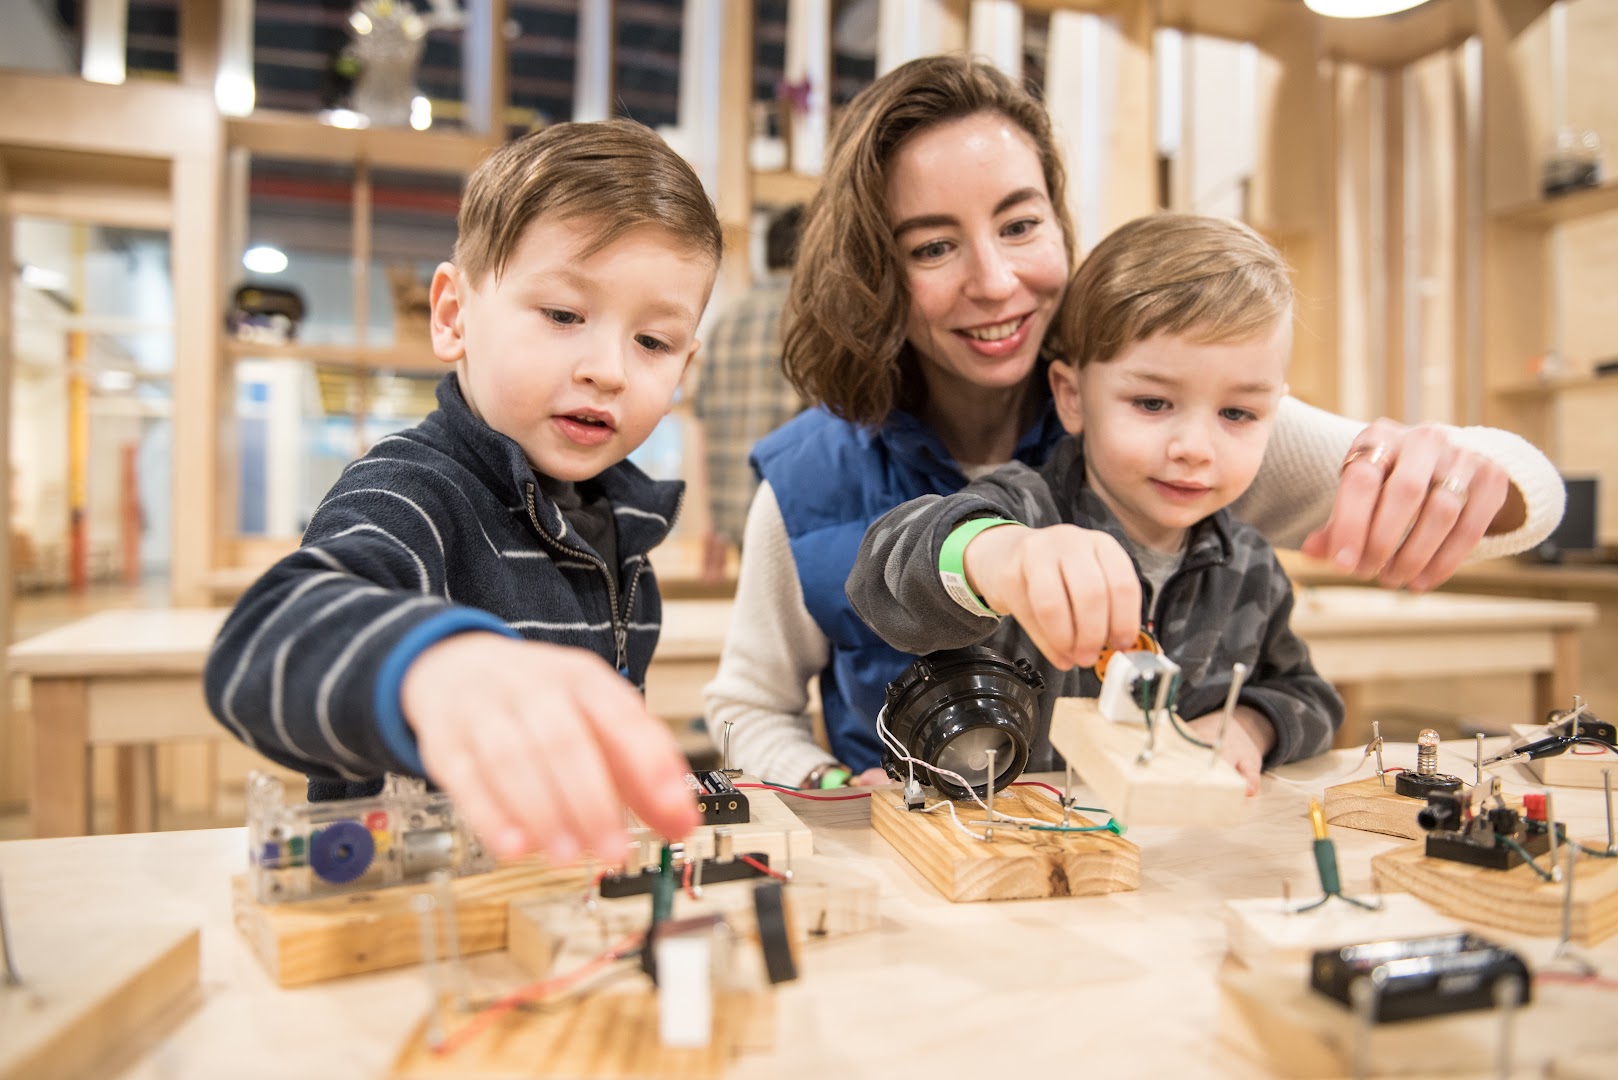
691 205 805 580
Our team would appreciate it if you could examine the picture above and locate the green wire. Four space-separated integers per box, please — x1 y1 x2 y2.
1499 836 1556 882
1030 818 1126 836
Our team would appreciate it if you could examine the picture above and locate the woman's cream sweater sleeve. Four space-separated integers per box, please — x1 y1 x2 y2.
1231 396 1565 559
702 481 837 786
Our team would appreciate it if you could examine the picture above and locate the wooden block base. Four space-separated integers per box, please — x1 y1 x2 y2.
1221 963 1618 1078
640 783 814 865
233 859 586 987
1513 724 1618 789
1049 697 1248 827
869 785 1139 902
234 787 813 987
1223 894 1461 968
508 855 880 977
1370 838 1618 945
1 922 199 1080
1322 775 1430 839
391 988 770 1079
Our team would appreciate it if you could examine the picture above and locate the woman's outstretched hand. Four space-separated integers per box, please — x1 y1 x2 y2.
1300 418 1521 592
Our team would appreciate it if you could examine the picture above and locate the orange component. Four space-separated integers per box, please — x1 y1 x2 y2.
1094 629 1161 678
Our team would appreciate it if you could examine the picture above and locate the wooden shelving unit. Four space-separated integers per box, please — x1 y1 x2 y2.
1496 180 1618 227
752 169 820 206
222 339 442 375
226 111 498 175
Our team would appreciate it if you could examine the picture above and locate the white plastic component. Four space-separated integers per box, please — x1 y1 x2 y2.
1097 651 1181 724
655 933 714 1047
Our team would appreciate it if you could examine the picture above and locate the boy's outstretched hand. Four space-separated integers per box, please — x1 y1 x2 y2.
402 633 701 864
962 523 1143 670
1184 705 1275 796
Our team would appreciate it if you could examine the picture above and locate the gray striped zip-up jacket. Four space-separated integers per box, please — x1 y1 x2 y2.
204 375 682 800
847 434 1343 772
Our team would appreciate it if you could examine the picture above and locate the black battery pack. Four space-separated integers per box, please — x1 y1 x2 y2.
686 770 750 825
1311 933 1530 1022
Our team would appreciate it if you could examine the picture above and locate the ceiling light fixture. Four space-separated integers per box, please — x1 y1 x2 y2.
1304 1 1432 17
242 246 289 275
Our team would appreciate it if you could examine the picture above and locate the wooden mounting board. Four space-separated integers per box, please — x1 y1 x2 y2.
507 855 880 977
391 988 771 1079
0 922 199 1080
1221 963 1618 1079
1323 775 1525 840
1370 839 1618 946
233 859 587 987
234 788 812 987
1223 894 1461 968
1512 724 1618 789
1049 696 1248 827
636 783 815 865
869 784 1139 902
1322 775 1430 839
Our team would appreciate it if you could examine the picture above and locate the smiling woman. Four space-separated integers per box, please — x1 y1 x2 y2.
703 55 1565 791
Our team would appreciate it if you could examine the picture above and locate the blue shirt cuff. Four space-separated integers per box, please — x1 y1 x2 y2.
374 608 518 775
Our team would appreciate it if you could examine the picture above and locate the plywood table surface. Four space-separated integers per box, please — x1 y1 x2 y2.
3 743 1617 1079
1290 587 1596 747
9 602 737 836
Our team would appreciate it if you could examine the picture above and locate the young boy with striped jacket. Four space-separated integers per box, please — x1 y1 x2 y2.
206 121 720 862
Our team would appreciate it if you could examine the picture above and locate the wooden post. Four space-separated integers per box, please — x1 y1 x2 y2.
31 679 91 837
177 0 222 90
170 114 225 607
0 157 14 810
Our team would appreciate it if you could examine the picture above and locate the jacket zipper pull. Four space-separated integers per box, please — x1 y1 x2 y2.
615 624 629 677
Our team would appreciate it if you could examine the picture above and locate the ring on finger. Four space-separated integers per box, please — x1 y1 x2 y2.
1431 474 1469 501
1341 442 1392 475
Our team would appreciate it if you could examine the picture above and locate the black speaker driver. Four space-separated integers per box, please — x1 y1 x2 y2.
881 646 1045 801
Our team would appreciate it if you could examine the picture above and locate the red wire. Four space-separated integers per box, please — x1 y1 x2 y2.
736 782 873 801
682 858 697 899
1012 781 1065 799
433 931 644 1056
738 853 790 882
1382 766 1405 775
1536 971 1618 992
1572 744 1611 756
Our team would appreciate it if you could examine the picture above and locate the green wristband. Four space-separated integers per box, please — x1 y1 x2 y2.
939 517 1020 616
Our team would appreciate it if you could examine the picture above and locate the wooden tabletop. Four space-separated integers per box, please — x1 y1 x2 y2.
1280 551 1618 597
1289 585 1597 636
5 608 229 676
4 602 733 676
2 743 1616 1079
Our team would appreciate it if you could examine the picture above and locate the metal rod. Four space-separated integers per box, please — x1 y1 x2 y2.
1373 721 1386 788
411 894 446 1048
1493 973 1520 1080
1556 838 1576 960
1604 768 1615 855
1062 764 1073 828
1350 977 1376 1080
721 720 741 776
783 830 794 881
1546 791 1563 883
1214 662 1249 759
691 852 705 897
1476 732 1486 788
429 870 469 1010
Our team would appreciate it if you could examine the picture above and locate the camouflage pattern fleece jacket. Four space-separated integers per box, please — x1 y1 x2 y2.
846 433 1344 772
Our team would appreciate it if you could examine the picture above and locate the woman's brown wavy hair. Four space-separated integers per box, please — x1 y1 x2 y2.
782 55 1074 429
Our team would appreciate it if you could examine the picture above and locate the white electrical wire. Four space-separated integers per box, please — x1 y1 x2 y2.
875 705 1062 837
